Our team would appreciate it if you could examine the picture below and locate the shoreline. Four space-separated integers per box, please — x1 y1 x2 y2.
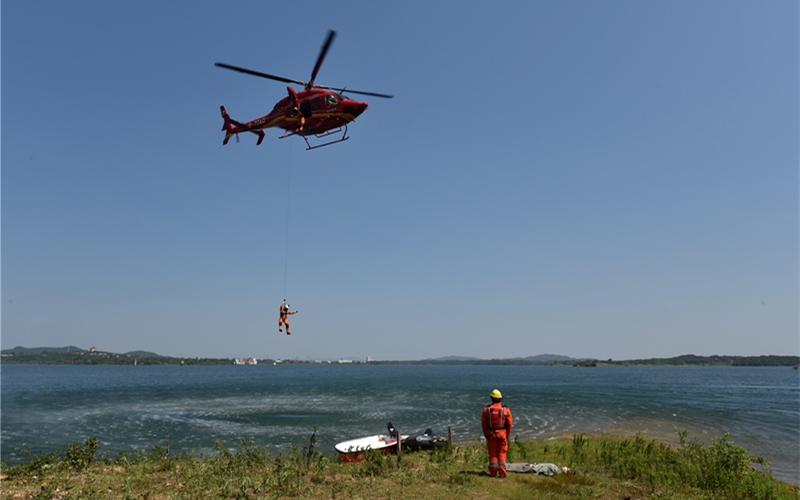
2 434 797 499
3 426 797 486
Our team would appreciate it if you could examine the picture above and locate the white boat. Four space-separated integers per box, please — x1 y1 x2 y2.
335 433 408 463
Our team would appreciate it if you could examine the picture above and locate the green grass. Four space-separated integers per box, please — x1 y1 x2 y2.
2 431 797 499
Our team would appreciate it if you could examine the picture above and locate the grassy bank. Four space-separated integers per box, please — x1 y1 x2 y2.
2 431 797 499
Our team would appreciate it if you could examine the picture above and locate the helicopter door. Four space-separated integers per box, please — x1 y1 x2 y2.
299 99 313 119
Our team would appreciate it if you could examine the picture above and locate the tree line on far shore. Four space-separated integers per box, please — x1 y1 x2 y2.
568 354 800 367
1 346 798 367
0 348 230 366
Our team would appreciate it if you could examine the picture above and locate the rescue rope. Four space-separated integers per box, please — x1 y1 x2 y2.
283 144 292 300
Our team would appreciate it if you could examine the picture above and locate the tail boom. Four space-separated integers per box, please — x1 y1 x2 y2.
220 106 265 146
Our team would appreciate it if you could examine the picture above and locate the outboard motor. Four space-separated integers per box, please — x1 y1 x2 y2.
403 428 448 451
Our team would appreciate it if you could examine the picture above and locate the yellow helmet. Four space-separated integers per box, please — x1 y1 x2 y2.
490 389 502 399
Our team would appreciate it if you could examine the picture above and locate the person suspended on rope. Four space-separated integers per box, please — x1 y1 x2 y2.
279 300 298 335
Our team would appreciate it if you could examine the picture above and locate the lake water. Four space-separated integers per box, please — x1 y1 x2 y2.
1 364 798 484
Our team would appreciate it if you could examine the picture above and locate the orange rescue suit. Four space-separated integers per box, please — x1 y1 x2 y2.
481 402 513 477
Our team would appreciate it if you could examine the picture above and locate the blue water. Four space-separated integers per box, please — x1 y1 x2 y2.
1 364 798 484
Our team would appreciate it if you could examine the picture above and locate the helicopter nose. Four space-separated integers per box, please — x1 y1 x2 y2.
355 102 367 116
345 101 368 117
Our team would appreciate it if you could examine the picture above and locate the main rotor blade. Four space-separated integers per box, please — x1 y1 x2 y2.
308 30 336 89
323 86 394 99
215 62 307 87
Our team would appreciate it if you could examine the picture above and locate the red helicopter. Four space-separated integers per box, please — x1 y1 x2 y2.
216 30 393 150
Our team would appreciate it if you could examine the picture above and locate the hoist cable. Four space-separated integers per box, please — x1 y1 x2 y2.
282 143 292 300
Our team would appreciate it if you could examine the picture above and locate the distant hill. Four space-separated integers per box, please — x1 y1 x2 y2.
1 346 162 357
407 354 579 365
0 346 230 366
121 350 163 358
430 355 482 361
522 353 575 363
2 346 86 355
426 354 574 363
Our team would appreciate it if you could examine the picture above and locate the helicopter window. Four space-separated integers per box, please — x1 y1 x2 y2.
311 97 322 111
325 94 338 106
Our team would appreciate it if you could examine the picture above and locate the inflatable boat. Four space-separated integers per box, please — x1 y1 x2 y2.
334 433 407 462
335 423 447 462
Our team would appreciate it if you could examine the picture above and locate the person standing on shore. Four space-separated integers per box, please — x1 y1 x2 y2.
279 301 297 335
481 389 513 478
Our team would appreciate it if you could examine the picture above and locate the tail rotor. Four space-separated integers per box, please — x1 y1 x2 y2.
220 106 237 145
220 106 264 146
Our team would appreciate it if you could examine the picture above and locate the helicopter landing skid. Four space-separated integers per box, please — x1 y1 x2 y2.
280 125 350 150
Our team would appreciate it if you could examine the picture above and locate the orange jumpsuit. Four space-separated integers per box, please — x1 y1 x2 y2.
481 402 513 477
286 87 305 131
279 303 297 335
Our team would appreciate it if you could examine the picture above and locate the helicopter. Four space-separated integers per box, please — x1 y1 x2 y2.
215 30 393 150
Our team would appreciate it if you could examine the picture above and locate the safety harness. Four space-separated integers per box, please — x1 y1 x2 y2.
486 403 508 430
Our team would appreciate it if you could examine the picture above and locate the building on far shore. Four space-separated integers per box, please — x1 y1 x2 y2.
233 357 257 365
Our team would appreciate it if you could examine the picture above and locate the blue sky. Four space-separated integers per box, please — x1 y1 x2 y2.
2 1 797 361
